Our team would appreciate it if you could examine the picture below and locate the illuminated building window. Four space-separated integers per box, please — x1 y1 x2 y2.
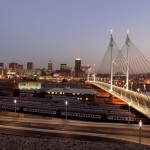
51 92 54 94
86 98 89 101
48 92 50 94
72 93 75 95
80 98 82 100
77 93 80 95
59 92 62 94
55 92 57 94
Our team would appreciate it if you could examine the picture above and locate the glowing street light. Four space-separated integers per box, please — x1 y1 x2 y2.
139 120 142 144
131 82 133 91
14 99 17 117
137 88 140 107
144 84 147 95
123 80 125 88
65 101 68 120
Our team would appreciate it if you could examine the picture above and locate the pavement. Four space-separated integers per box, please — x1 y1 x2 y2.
0 115 150 146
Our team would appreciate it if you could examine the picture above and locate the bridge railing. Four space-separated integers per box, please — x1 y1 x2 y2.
89 81 150 119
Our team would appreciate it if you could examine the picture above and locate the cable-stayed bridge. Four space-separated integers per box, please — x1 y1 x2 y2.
88 33 150 119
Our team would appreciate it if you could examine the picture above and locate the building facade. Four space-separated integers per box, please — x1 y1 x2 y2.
9 62 23 71
48 61 53 71
47 87 97 101
60 64 67 70
75 58 81 76
27 62 33 70
0 63 4 69
9 62 18 70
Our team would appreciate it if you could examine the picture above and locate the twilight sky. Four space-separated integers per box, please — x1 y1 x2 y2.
0 0 150 71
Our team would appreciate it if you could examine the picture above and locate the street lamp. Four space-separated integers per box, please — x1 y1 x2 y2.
131 82 133 91
144 84 147 95
65 101 68 120
128 102 130 124
123 80 124 88
139 120 142 144
14 99 17 117
137 88 140 107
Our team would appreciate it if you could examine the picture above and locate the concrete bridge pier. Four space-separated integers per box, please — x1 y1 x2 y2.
109 94 114 103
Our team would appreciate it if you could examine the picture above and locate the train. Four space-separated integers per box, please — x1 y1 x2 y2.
0 103 149 123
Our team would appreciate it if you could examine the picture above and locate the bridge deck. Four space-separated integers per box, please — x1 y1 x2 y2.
89 81 150 119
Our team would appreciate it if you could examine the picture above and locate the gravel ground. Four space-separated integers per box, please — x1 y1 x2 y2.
0 134 150 150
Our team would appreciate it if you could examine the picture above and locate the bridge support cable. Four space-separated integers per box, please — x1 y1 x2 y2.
120 34 150 94
112 33 150 109
95 32 150 118
98 31 120 84
93 64 96 82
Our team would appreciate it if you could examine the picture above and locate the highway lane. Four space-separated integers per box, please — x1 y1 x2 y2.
0 116 150 145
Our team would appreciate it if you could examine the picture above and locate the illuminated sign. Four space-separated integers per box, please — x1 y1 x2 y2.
19 82 41 89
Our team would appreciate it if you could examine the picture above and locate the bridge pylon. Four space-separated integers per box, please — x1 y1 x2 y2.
125 32 130 91
110 33 113 91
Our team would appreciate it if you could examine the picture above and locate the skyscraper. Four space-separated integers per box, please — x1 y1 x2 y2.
27 62 33 70
75 58 81 76
9 62 18 70
9 62 23 71
60 64 67 70
0 63 4 69
48 61 53 71
75 58 81 72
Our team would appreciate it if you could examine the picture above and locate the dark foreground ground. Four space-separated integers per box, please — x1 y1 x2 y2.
0 133 150 150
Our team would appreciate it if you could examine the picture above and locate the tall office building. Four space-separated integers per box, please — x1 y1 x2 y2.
48 61 53 71
9 62 18 70
9 62 23 70
0 63 4 69
60 64 67 70
75 58 81 76
75 58 81 72
0 63 4 77
17 64 23 70
27 62 33 70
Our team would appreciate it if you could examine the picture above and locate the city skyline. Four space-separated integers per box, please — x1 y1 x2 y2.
1 1 150 71
0 59 79 70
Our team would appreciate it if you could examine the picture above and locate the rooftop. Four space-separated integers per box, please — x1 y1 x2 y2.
47 87 97 95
